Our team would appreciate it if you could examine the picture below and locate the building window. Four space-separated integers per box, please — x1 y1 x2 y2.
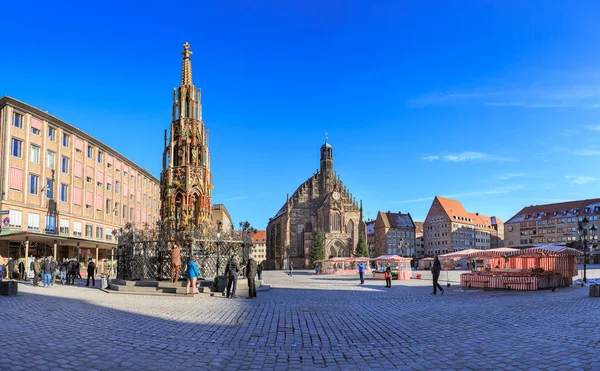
98 151 103 164
114 202 119 217
97 181 102 188
87 146 93 158
130 207 134 221
45 179 53 198
86 224 93 237
13 112 23 128
45 216 56 233
29 174 39 195
106 199 111 214
96 226 103 239
60 184 68 203
32 127 41 135
48 127 56 141
115 181 120 194
29 145 40 164
28 213 40 231
46 151 55 169
123 205 127 219
86 175 92 183
332 213 341 231
74 222 82 236
59 219 70 234
106 228 113 241
61 156 69 174
106 183 111 191
9 210 23 227
11 138 22 158
62 133 69 147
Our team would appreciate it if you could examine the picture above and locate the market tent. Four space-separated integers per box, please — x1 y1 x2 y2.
507 245 581 279
314 257 369 275
439 249 483 261
464 247 521 259
371 255 413 280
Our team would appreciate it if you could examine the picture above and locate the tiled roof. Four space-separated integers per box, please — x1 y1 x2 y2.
251 230 267 243
414 222 424 233
435 196 501 228
385 212 415 229
366 220 376 235
506 198 600 224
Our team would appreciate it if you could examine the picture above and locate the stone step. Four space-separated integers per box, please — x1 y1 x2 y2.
110 279 159 287
159 286 210 294
109 284 161 293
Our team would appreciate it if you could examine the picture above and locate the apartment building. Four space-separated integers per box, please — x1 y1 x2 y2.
0 96 160 271
414 221 424 258
251 230 267 264
365 220 376 257
504 198 600 248
423 196 504 256
372 211 416 257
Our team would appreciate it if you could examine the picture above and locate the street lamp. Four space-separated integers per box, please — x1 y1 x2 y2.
577 217 597 283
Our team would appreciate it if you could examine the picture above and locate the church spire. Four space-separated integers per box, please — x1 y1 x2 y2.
181 42 193 86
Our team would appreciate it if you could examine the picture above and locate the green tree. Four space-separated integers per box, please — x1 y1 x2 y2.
355 232 369 257
310 229 326 267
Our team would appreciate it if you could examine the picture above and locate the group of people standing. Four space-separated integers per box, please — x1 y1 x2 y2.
0 255 98 288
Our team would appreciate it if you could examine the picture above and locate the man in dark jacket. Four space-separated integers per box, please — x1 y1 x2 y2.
59 258 68 285
42 258 53 287
68 259 78 285
32 258 41 286
431 255 444 295
86 259 96 287
18 259 25 280
225 254 241 298
257 262 263 280
246 255 257 299
7 257 15 279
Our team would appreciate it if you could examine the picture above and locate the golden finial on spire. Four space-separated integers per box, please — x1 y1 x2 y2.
181 42 193 86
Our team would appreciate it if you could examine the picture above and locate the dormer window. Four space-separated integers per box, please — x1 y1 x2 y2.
553 211 558 216
525 214 530 220
584 207 590 213
534 213 539 218
563 210 568 215
573 209 579 214
595 206 600 213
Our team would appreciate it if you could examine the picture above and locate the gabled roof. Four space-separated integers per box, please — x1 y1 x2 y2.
506 198 600 224
385 212 415 229
434 196 501 228
251 230 266 243
366 220 376 236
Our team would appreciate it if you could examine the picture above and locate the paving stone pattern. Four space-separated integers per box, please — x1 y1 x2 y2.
2 267 600 370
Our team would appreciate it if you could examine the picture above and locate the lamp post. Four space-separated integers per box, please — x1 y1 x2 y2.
577 217 597 283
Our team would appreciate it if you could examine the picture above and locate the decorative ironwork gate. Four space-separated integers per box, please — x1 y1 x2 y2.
117 239 248 280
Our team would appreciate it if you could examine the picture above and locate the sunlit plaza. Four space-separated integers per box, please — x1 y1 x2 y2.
2 267 599 370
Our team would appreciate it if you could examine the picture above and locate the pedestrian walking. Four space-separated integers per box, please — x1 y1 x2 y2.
185 256 199 295
246 254 257 299
357 262 365 284
86 258 96 287
42 258 53 288
315 263 319 275
18 259 25 280
170 243 182 282
257 262 263 280
32 258 41 287
68 259 78 285
76 261 82 279
288 261 293 277
50 259 58 285
7 257 15 279
431 255 444 295
59 258 67 285
384 264 392 288
225 254 241 298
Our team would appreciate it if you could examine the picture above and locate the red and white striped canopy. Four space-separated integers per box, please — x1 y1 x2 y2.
371 255 413 262
518 245 582 257
464 247 521 259
439 249 483 260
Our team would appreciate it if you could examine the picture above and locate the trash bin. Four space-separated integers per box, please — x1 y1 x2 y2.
590 284 600 297
100 275 109 289
0 281 18 296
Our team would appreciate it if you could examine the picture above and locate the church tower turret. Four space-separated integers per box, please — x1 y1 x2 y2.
319 134 334 195
161 42 213 231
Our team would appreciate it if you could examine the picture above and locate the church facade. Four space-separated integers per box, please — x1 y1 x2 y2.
160 43 213 231
265 139 365 269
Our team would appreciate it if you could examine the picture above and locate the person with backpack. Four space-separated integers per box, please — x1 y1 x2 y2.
68 259 78 285
86 258 96 287
431 255 444 295
42 258 53 288
246 254 258 299
225 254 241 299
384 264 392 288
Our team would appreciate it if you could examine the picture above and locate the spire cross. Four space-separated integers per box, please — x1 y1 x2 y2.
182 42 192 58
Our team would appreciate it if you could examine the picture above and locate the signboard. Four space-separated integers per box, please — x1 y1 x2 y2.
2 216 10 226
0 210 9 215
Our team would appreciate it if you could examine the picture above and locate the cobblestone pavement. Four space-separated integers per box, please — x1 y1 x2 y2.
2 266 600 370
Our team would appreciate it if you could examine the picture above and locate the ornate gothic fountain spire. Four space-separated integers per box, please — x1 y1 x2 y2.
181 42 193 86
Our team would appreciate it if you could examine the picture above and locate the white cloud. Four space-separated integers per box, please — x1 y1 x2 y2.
393 185 526 204
585 125 600 131
498 173 526 180
574 148 600 156
566 176 598 185
224 192 271 202
422 151 516 163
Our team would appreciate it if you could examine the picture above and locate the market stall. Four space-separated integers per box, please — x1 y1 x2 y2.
371 255 413 280
417 257 434 270
459 246 581 290
315 257 371 275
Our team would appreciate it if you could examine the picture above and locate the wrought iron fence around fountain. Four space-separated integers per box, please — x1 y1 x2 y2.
116 238 250 280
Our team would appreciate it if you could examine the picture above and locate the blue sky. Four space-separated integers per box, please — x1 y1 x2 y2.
2 1 600 229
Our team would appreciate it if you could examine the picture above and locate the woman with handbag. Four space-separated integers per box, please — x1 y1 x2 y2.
384 264 392 288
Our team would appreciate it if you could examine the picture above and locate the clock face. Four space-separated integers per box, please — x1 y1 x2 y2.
507 226 513 232
333 191 340 200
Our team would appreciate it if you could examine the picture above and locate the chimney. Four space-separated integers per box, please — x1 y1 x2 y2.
476 213 479 216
